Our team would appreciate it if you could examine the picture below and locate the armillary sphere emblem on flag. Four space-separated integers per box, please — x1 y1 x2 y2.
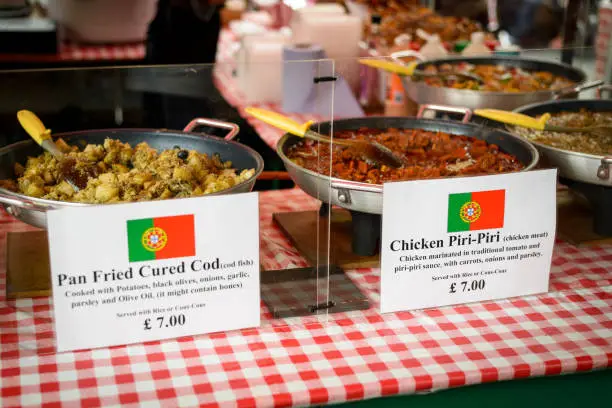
459 201 482 224
141 227 168 252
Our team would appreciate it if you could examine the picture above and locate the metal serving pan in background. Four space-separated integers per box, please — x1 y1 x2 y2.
0 118 264 229
510 85 612 187
390 52 602 111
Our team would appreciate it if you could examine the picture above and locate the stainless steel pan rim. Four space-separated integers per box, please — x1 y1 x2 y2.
277 106 540 214
401 77 601 101
389 51 602 110
508 137 612 185
277 139 384 193
507 131 607 161
390 52 589 97
508 92 612 185
0 117 264 226
278 133 540 195
507 134 612 184
277 121 540 180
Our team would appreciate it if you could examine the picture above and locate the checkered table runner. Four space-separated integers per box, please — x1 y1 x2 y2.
596 5 612 79
1 189 611 407
0 42 145 63
59 42 145 61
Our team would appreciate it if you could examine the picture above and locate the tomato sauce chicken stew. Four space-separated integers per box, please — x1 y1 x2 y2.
286 128 525 184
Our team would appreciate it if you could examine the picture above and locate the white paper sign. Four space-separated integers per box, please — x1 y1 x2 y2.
380 170 557 313
47 193 260 352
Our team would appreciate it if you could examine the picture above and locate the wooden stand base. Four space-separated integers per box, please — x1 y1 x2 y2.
557 189 612 246
273 209 380 269
6 230 51 299
273 191 612 262
261 265 370 318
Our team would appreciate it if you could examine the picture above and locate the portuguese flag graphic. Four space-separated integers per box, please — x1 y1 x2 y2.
127 214 195 262
447 190 505 232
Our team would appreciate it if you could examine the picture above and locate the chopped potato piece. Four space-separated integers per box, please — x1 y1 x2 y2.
173 166 193 182
98 173 117 184
25 183 45 197
57 181 75 197
95 184 119 202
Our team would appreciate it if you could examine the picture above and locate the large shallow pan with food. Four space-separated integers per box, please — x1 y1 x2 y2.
0 118 264 229
276 105 539 215
506 86 612 187
390 52 601 111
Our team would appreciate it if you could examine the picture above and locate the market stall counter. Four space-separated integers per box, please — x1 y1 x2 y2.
1 9 612 406
1 184 612 406
195 24 612 407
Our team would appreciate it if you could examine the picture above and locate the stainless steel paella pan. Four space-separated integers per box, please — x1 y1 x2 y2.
390 52 602 111
276 105 539 215
0 118 264 229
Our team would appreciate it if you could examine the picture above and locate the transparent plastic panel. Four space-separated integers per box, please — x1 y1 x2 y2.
255 55 369 322
247 56 340 321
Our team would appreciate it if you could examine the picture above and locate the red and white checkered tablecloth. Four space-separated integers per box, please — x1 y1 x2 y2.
1 189 612 407
173 29 612 407
596 5 612 79
0 42 145 63
59 41 145 61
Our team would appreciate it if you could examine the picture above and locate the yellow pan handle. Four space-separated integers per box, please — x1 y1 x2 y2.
245 107 313 137
358 58 417 76
474 109 550 131
17 110 52 146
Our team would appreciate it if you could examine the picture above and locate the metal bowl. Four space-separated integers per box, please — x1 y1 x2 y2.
277 106 540 214
390 52 601 111
510 90 612 187
0 118 264 229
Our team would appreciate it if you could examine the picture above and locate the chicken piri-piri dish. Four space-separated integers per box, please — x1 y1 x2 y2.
286 128 524 184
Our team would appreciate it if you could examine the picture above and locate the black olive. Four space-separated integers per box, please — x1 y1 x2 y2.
173 145 180 150
177 150 189 160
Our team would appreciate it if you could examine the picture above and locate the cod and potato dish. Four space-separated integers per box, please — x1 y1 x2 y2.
286 128 525 184
0 138 255 203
